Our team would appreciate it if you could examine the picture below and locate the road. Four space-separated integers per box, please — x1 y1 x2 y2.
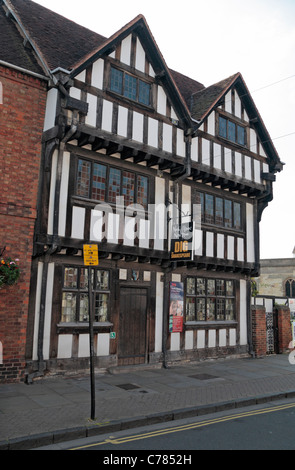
35 399 295 452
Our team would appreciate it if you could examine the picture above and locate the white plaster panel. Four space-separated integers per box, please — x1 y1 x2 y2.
155 272 163 353
202 138 210 166
43 263 55 360
185 331 194 350
207 111 215 136
58 152 70 237
197 330 205 349
219 329 227 347
85 94 97 127
229 329 236 346
148 117 158 148
195 229 203 256
176 128 185 157
91 59 104 89
245 156 252 180
217 234 225 259
170 333 180 351
120 35 132 66
135 37 145 72
235 152 242 177
32 263 44 361
214 143 221 169
208 330 216 348
69 87 81 100
227 236 235 261
254 159 261 183
107 213 120 244
57 335 73 359
90 209 103 242
97 333 110 357
44 88 58 131
132 111 144 143
224 149 232 173
234 90 242 118
191 137 198 162
240 280 248 345
225 90 232 113
157 86 167 115
139 219 150 248
78 335 89 358
246 203 255 263
237 238 244 262
71 206 85 239
250 128 257 153
206 232 214 257
101 100 113 132
117 106 128 137
124 216 135 246
162 123 172 153
47 150 58 235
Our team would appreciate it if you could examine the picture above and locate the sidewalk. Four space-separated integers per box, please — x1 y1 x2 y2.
1 353 295 450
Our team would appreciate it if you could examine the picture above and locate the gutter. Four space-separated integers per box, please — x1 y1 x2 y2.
0 59 48 81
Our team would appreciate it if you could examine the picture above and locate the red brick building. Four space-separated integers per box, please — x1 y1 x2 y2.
0 4 47 382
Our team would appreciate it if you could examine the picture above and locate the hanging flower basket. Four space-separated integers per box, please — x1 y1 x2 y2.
0 257 20 288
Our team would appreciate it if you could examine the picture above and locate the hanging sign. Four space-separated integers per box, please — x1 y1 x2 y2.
169 282 184 333
170 222 193 261
83 244 99 266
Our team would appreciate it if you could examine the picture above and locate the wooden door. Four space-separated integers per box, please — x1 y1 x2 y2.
118 287 148 366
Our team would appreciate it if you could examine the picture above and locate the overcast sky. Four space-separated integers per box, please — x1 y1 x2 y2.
34 0 295 259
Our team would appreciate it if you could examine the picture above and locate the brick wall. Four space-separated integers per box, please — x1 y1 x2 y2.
251 305 267 357
0 65 47 382
276 306 292 354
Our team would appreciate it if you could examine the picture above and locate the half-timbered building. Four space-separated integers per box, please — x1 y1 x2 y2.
3 0 283 379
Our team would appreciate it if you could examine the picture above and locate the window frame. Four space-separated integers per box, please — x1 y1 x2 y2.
185 277 236 323
110 66 152 107
61 266 111 324
218 115 247 148
285 279 295 298
75 158 149 210
196 190 243 232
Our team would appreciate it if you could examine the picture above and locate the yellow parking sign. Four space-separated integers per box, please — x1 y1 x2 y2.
83 244 99 266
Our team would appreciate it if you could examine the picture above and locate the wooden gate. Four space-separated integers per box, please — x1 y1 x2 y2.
118 287 148 366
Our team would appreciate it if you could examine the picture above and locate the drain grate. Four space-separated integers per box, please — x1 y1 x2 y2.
116 383 140 390
190 373 219 381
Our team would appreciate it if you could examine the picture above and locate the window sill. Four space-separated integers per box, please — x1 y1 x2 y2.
57 322 113 334
184 321 238 329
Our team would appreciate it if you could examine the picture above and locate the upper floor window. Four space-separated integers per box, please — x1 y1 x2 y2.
76 158 149 209
110 66 151 106
219 115 246 147
285 279 295 298
196 191 242 231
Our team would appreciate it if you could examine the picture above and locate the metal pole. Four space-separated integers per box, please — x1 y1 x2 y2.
88 266 95 420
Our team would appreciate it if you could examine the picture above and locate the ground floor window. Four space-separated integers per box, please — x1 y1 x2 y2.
61 267 110 323
186 277 235 322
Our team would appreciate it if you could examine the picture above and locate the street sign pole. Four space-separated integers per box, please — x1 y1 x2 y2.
83 245 99 421
88 265 95 421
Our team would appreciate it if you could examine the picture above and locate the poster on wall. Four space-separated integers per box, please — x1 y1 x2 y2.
169 282 184 333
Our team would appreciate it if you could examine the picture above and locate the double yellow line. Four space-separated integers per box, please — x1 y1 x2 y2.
71 401 295 450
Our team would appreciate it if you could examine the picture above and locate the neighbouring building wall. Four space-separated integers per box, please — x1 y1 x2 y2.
0 65 47 382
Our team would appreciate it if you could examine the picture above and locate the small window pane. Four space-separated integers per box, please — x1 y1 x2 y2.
207 298 216 321
92 163 107 202
225 299 235 320
124 74 137 101
137 175 148 209
80 268 88 290
228 121 236 142
224 200 232 228
138 80 150 105
122 171 135 206
207 279 215 296
61 293 76 322
233 202 241 230
196 192 204 223
77 159 91 197
216 279 225 296
186 297 195 321
219 116 227 139
108 168 121 204
110 67 123 94
79 294 89 322
95 293 109 322
187 277 195 295
96 270 109 290
64 268 78 289
197 278 206 296
215 197 224 226
237 125 245 146
197 298 206 321
217 298 225 320
205 194 214 224
226 280 234 296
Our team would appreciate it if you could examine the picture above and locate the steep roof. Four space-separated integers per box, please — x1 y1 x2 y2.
0 4 44 75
